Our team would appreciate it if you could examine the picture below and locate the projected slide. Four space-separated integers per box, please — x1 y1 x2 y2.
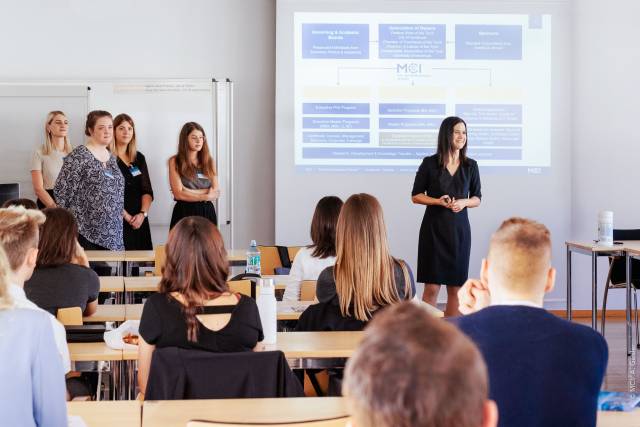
294 13 551 174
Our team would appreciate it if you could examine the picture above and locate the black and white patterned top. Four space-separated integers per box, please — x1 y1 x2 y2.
54 145 125 250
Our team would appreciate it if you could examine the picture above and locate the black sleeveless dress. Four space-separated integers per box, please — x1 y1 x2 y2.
117 153 153 250
411 154 482 286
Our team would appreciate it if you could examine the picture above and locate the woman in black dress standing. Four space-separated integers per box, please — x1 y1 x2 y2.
168 122 219 229
411 116 481 317
111 114 153 250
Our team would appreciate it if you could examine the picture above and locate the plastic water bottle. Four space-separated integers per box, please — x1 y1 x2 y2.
598 211 614 246
246 240 261 274
256 278 277 344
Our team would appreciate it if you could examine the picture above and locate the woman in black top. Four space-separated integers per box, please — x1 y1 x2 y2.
138 216 263 397
411 116 482 317
111 114 154 250
168 122 219 229
24 208 99 316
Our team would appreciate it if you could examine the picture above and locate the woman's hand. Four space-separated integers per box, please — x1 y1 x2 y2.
72 241 89 268
129 213 146 230
206 188 220 201
450 198 468 213
439 195 452 208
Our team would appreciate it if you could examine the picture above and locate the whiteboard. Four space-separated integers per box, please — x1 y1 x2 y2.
0 85 88 202
88 80 231 246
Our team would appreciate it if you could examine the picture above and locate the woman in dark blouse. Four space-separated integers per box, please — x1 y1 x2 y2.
297 193 414 332
54 110 125 251
25 208 99 316
411 116 482 317
168 122 219 229
138 216 263 397
111 114 153 250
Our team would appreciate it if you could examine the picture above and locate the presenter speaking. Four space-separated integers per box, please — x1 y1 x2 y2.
411 116 481 317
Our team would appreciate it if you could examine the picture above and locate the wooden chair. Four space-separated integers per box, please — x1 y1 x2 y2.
300 280 317 302
186 417 350 427
227 280 252 297
258 246 283 275
154 245 166 276
287 246 303 262
56 307 83 326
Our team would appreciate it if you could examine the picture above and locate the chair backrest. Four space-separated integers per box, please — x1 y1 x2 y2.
300 280 317 302
227 280 252 297
146 347 304 400
56 307 83 326
186 417 350 427
258 246 282 275
154 245 166 276
287 246 303 262
609 229 640 287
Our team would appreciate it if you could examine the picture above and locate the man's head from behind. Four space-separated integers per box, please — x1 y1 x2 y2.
0 206 45 282
343 301 498 427
483 217 555 302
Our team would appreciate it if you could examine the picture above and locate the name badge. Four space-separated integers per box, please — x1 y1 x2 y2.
129 165 142 177
197 173 209 180
104 170 114 179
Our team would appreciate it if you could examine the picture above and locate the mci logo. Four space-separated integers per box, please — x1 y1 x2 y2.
396 63 423 74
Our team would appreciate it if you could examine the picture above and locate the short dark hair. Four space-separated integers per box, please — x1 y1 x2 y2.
37 208 78 268
344 301 489 427
1 198 37 210
309 196 343 259
84 110 112 136
436 116 468 168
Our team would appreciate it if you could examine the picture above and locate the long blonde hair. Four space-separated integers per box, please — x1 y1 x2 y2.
110 113 138 162
0 245 13 310
334 193 407 321
42 111 72 156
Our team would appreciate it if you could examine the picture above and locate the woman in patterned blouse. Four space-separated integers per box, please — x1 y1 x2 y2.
54 111 125 251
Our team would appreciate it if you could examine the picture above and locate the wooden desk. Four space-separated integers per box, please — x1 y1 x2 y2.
99 276 125 293
597 409 640 427
83 304 126 323
125 276 159 293
68 342 122 362
142 397 348 427
68 401 140 427
86 251 126 262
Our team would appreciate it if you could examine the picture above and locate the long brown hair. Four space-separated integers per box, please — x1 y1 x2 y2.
309 196 343 258
159 216 229 342
110 113 138 162
173 122 216 181
334 194 409 321
37 208 78 268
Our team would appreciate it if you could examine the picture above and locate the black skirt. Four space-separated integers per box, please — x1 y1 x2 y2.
123 218 153 250
170 201 217 229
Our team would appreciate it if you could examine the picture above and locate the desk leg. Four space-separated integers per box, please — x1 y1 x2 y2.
592 252 598 330
567 246 572 321
627 253 632 356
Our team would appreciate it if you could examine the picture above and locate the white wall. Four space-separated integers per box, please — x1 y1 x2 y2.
571 0 640 310
0 0 276 249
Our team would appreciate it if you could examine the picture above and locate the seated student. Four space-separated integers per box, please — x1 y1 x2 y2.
297 193 415 331
343 301 497 427
0 206 70 374
454 217 608 427
0 244 67 426
1 198 37 209
283 196 343 301
25 207 99 316
138 216 263 396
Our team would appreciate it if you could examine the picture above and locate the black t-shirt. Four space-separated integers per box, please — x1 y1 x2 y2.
139 293 264 352
24 263 100 315
295 295 369 332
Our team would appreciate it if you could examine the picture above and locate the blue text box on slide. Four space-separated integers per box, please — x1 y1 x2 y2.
468 126 522 147
378 24 446 59
379 103 446 115
303 117 370 130
456 104 522 124
455 25 522 60
302 24 369 59
303 132 370 144
379 117 442 130
303 147 521 160
303 103 370 114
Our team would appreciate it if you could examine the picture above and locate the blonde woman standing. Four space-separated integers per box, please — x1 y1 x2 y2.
30 111 73 209
296 193 415 331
